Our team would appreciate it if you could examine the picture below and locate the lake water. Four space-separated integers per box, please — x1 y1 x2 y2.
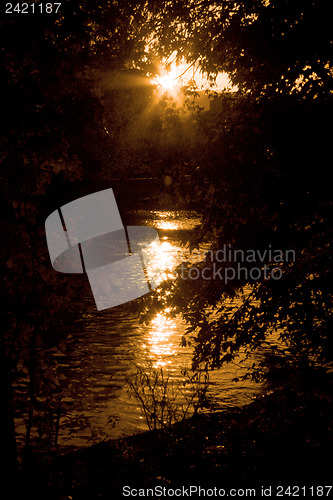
15 210 276 450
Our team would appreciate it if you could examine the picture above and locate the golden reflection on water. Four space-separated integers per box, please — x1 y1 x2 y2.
152 211 179 230
144 210 202 231
156 221 179 230
145 311 178 367
143 239 180 284
140 212 196 367
136 210 204 369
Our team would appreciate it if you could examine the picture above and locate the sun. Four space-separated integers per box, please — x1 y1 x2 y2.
152 70 178 90
149 53 235 98
157 73 176 89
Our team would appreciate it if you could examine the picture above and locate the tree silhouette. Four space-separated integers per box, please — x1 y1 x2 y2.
0 0 152 482
141 0 333 377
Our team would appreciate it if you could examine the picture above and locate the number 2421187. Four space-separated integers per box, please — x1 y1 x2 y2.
5 3 61 14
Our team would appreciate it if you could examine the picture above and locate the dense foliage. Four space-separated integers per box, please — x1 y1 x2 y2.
0 0 152 473
140 0 333 376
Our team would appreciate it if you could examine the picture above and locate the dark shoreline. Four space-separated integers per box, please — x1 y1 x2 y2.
21 377 333 499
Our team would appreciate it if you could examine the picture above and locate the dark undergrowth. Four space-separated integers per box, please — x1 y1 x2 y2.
17 374 332 500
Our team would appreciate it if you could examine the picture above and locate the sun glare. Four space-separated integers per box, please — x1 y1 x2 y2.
150 53 235 100
152 71 178 90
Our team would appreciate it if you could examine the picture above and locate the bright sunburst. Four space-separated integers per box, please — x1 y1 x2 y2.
151 71 178 90
150 52 234 100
